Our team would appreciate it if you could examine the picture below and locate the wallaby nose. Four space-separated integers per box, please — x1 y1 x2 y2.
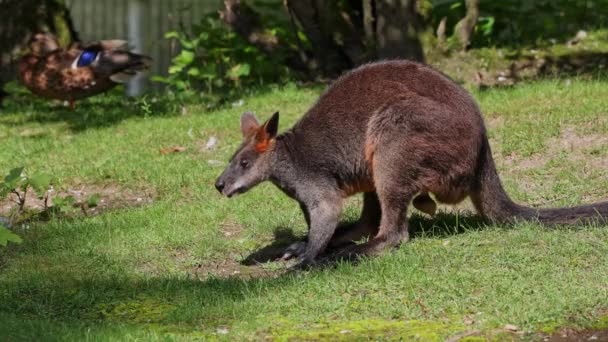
215 179 225 193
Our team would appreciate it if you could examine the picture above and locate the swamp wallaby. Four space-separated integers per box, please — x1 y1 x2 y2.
215 60 608 267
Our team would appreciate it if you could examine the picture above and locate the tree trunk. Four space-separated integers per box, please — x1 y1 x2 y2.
285 0 355 77
374 0 424 62
362 0 376 54
0 0 78 105
220 0 280 54
454 0 479 50
220 0 307 73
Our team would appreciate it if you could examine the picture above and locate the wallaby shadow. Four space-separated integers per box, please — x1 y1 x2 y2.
241 211 489 266
241 227 303 265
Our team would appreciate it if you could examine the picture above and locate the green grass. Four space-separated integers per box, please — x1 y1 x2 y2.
1 79 608 341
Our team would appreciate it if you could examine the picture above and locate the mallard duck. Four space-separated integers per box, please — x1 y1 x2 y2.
19 33 151 108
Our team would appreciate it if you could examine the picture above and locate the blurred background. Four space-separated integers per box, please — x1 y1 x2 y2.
1 0 608 102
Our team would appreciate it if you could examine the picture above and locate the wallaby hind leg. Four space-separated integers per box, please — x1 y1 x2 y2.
336 159 416 258
329 192 381 248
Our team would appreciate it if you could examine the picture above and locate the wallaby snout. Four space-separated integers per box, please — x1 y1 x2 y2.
214 178 225 194
214 171 247 198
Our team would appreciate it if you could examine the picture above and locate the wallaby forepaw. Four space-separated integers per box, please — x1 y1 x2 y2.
280 241 307 261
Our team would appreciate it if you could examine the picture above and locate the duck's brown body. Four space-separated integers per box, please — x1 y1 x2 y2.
19 34 150 105
19 49 114 102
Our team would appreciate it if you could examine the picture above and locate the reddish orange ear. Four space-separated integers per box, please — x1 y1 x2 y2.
255 129 271 153
254 112 279 153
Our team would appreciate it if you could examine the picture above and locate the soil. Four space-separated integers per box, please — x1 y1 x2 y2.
189 258 284 280
542 328 608 341
0 183 155 221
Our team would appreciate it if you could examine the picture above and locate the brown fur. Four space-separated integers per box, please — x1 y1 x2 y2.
216 60 608 267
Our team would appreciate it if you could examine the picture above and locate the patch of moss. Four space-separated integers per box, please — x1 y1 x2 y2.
96 296 175 324
460 337 486 342
538 323 560 334
592 315 608 330
270 318 466 341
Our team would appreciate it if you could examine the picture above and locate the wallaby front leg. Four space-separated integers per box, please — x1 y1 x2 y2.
280 203 311 261
294 198 343 266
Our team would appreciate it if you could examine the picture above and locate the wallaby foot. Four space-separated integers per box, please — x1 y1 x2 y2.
412 193 437 216
333 232 404 260
280 241 307 261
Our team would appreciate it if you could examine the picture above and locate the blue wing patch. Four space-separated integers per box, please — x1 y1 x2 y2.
76 50 99 67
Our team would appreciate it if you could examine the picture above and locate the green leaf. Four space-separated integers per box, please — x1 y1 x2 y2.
54 195 76 210
87 194 101 208
200 63 217 78
168 65 185 74
150 75 171 83
226 63 251 80
449 2 462 10
174 50 195 66
0 226 22 247
187 67 201 77
27 173 53 198
164 31 180 39
4 167 24 189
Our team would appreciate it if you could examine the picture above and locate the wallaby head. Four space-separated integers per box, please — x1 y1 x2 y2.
215 111 279 197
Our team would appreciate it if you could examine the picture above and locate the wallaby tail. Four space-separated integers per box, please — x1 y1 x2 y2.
472 137 608 226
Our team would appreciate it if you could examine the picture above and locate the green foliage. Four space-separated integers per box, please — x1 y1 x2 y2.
0 226 21 247
431 0 608 47
153 13 292 104
0 167 24 197
1 166 53 201
0 167 101 227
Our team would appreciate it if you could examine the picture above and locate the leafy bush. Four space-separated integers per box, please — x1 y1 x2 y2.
1 167 53 215
430 0 608 47
153 13 292 104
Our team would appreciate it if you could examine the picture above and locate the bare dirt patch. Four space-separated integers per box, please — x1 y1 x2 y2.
543 328 608 341
501 127 608 172
189 259 284 280
219 220 245 238
0 183 155 221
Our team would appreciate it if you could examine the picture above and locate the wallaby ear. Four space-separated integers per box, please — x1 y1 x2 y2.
240 112 260 137
263 112 279 139
254 112 279 153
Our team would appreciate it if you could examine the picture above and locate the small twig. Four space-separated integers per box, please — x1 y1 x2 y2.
414 298 429 317
43 193 50 211
10 190 22 204
11 189 26 213
79 203 88 217
20 188 27 213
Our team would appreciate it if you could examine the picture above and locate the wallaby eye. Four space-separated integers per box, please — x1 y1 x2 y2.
240 159 250 169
